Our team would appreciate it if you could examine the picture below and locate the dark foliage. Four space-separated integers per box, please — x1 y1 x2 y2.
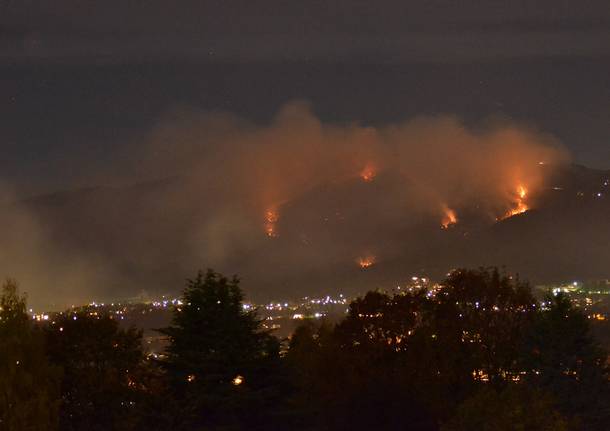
441 385 569 431
285 268 609 430
522 293 610 428
0 280 61 431
0 268 608 430
155 269 286 430
44 311 146 431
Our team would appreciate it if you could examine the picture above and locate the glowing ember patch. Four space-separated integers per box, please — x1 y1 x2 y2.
505 200 529 218
264 209 279 237
357 256 376 269
232 375 244 386
441 206 458 229
360 164 376 182
265 210 279 223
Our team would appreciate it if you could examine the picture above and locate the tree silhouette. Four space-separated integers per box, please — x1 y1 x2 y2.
416 268 537 409
286 268 610 430
287 290 437 430
44 311 145 431
158 269 283 430
523 293 610 430
1 267 606 430
0 279 60 431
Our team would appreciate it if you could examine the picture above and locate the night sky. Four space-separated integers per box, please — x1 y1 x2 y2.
1 0 609 194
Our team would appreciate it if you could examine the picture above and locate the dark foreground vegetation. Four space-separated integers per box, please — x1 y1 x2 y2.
1 268 609 430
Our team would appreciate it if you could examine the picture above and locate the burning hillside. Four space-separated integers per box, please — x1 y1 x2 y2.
500 185 530 220
5 102 580 308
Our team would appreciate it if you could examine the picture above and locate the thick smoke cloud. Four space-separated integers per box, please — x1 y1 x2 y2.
1 101 570 309
130 101 567 212
0 185 121 309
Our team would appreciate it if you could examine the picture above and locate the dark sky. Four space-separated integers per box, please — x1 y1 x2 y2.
1 0 610 194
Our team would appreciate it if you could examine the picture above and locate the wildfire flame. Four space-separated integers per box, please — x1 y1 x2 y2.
357 255 376 269
360 164 376 182
441 206 458 229
500 185 529 220
264 209 279 237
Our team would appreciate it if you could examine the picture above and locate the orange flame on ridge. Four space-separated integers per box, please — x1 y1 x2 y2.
360 164 376 182
264 208 279 237
500 185 529 220
357 255 376 269
441 206 458 229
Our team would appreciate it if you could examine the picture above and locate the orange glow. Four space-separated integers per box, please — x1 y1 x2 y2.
499 185 530 220
357 255 376 269
264 209 279 237
441 206 458 229
360 164 376 182
505 200 529 218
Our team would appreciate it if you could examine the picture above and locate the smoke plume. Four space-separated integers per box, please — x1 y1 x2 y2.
1 101 571 309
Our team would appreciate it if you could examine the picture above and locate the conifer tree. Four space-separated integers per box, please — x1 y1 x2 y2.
158 269 281 429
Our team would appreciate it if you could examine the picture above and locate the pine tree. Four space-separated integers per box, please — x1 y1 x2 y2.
158 269 281 429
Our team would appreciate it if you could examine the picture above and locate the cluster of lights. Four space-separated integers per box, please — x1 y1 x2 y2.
27 276 608 358
150 298 183 308
306 295 346 305
292 312 325 320
264 302 290 311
